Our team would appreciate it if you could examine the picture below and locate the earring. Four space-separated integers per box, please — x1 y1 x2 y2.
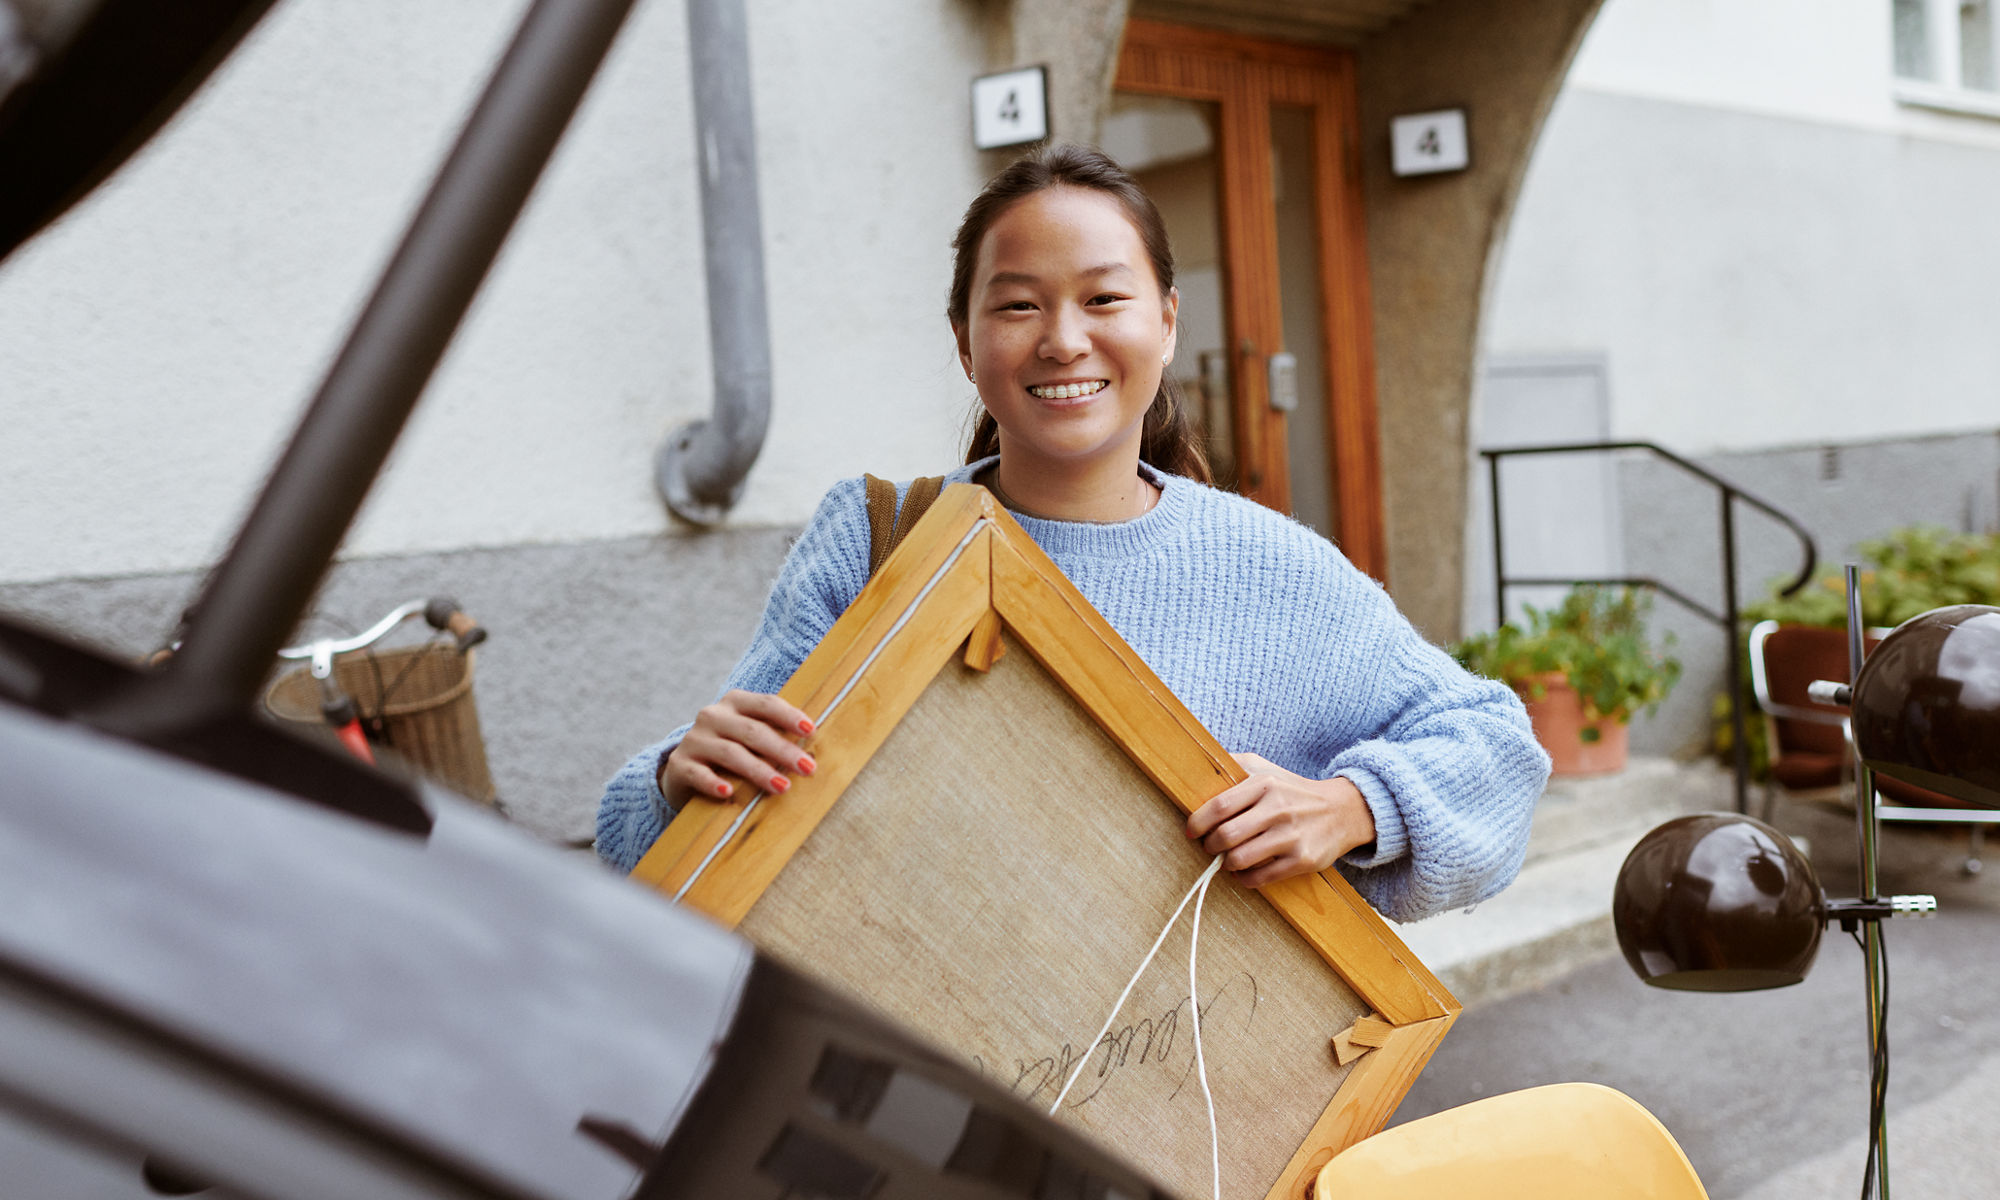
1161 353 1171 365
968 371 977 383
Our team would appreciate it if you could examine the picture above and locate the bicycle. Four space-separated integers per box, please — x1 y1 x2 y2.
262 598 499 807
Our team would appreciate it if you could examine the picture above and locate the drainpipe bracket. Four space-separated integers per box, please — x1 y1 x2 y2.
656 420 746 526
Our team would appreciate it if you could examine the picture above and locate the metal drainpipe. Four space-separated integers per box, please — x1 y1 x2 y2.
655 0 770 524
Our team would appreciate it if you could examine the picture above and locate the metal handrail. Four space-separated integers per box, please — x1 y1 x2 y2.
1480 440 1819 813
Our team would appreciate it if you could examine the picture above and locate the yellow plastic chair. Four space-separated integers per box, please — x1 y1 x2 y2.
1313 1083 1709 1200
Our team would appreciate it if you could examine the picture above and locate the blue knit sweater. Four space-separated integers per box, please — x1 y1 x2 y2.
596 460 1549 922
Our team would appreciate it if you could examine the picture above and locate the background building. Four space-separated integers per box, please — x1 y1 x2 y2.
3 0 1992 838
1472 0 2000 753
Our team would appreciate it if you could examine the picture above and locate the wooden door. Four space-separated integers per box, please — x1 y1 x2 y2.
1112 19 1386 579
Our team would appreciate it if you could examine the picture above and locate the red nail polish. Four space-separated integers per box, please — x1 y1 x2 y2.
797 756 815 774
715 782 732 798
797 718 815 735
769 776 789 793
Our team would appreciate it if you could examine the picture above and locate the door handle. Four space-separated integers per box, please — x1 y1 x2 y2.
1267 351 1299 413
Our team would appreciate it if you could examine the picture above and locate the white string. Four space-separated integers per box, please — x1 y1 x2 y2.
672 519 992 903
1048 855 1225 1200
1189 856 1220 1200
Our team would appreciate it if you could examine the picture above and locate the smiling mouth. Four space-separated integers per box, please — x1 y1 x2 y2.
1027 380 1109 400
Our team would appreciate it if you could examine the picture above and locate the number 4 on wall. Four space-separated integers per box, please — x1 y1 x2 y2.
1390 108 1470 177
972 65 1050 150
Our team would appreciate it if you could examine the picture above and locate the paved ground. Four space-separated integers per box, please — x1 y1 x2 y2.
1390 800 2000 1198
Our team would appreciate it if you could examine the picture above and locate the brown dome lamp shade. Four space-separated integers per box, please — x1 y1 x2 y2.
1611 584 1972 1198
1613 814 1826 991
1851 605 2000 810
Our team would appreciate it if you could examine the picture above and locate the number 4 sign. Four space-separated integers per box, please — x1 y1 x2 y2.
972 66 1050 151
1390 108 1470 177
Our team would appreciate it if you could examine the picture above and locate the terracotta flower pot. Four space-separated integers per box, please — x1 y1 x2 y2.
1520 672 1629 776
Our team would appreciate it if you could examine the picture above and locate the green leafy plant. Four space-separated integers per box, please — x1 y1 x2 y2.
1453 586 1682 737
1720 524 2000 776
1745 526 2000 630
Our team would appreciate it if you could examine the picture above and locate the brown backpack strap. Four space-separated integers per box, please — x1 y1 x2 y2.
863 474 946 578
863 474 898 576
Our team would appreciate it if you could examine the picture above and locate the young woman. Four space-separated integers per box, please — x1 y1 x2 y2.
596 145 1549 923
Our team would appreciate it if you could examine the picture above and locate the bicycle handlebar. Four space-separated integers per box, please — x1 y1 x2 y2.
277 597 485 672
279 600 428 663
439 608 487 652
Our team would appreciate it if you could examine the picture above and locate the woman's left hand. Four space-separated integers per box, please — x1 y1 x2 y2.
1184 753 1377 888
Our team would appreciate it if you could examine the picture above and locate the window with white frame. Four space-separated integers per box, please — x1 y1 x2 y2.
1894 0 2000 114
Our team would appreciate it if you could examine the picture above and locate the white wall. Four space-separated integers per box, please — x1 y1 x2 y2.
1568 0 2000 147
1481 0 2000 454
0 0 989 585
1565 0 1892 128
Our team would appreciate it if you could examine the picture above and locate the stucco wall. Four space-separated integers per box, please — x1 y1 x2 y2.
0 0 991 586
1473 1 2000 752
1619 430 2000 758
1484 88 2000 451
0 533 796 843
1567 0 2000 148
983 0 1131 150
1486 0 2000 454
1353 0 1607 640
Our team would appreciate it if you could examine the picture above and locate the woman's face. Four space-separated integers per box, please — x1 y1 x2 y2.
955 186 1177 476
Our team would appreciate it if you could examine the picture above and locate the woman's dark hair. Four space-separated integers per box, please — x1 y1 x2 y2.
949 143 1212 484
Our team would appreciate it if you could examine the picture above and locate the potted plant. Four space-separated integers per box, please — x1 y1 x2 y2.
1717 525 2000 778
1454 586 1682 776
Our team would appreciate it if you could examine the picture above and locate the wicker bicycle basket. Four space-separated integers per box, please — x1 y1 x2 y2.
265 643 497 806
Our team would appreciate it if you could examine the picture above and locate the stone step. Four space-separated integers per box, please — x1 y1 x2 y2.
1397 838 1631 1007
1523 755 1737 866
1397 755 1738 1008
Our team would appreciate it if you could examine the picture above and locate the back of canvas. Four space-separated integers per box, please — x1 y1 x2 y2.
739 633 1368 1200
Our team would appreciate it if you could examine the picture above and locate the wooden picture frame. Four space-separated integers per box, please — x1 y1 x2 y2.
632 484 1458 1199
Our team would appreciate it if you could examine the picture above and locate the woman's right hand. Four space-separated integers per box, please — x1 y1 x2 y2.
660 690 818 810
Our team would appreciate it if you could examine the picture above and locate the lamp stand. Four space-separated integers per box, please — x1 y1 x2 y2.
1845 563 1891 1200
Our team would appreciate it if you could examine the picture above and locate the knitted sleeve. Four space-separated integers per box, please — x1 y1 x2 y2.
593 478 873 873
1326 590 1550 922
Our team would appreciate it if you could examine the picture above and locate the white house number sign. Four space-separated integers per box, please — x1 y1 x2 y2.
972 66 1049 151
1389 108 1470 177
